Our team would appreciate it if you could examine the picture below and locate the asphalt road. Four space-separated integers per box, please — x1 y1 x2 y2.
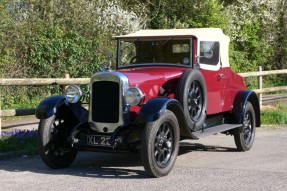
0 127 287 191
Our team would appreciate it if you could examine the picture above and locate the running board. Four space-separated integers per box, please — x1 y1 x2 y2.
192 124 242 139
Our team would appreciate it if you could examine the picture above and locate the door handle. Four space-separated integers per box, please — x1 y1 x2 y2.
219 74 225 79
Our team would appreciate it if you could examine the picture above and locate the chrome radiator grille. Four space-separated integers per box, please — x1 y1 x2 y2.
89 72 129 133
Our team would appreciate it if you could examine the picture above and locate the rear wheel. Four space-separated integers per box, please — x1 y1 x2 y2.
141 110 180 178
234 102 256 151
38 115 78 168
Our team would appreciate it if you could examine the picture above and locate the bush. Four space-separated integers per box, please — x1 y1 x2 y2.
29 28 100 78
0 129 38 155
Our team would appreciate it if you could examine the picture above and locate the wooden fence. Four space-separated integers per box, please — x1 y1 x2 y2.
0 67 287 132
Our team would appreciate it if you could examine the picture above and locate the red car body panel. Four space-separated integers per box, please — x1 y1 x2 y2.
118 65 246 116
200 68 246 114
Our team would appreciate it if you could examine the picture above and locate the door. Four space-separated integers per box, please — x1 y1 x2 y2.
198 40 228 115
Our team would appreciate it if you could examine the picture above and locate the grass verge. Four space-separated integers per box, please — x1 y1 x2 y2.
261 109 287 125
261 102 287 125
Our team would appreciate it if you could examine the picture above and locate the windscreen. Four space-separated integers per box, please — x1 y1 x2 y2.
119 39 192 67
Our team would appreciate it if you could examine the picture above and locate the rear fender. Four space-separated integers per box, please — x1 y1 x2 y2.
138 97 194 138
232 90 260 127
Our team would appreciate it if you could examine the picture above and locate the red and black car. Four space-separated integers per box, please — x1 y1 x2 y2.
36 28 260 177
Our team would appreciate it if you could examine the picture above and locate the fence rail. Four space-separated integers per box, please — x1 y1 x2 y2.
1 67 287 132
0 78 90 86
239 69 287 77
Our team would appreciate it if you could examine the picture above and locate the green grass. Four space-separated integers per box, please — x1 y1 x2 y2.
274 102 287 111
261 109 287 125
261 101 287 125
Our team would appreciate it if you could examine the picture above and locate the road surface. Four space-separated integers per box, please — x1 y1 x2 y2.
0 126 286 191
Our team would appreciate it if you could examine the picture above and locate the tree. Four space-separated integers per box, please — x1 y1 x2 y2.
224 0 287 72
147 0 227 29
0 0 145 109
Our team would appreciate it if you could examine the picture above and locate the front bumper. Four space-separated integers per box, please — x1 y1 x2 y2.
67 122 142 152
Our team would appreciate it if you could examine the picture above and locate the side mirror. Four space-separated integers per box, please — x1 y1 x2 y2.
195 50 213 66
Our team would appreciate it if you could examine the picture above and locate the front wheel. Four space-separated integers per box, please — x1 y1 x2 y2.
38 115 78 169
141 110 180 178
234 102 256 151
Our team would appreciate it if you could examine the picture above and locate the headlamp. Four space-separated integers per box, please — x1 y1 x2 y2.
124 87 144 106
65 85 83 103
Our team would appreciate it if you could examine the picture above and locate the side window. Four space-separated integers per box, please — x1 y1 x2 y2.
199 41 220 65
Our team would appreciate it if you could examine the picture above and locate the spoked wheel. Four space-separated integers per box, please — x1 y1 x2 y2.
154 121 174 168
176 69 207 130
38 115 78 169
141 110 179 178
234 101 256 151
188 81 203 121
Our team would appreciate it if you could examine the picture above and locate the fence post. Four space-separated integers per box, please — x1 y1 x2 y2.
258 66 263 108
63 74 70 93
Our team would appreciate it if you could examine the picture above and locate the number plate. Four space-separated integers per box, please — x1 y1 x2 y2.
87 135 122 147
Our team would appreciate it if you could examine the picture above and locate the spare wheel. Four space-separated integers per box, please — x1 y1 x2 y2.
176 69 207 131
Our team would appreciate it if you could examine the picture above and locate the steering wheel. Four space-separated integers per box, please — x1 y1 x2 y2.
130 56 138 64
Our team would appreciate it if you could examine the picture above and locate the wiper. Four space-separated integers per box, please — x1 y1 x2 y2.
160 38 173 46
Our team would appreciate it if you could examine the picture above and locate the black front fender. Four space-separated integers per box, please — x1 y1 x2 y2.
138 97 195 139
36 95 88 123
36 95 66 119
138 97 178 122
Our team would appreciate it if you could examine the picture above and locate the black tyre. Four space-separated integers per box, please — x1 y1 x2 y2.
141 110 180 178
38 115 78 169
176 69 207 130
234 102 256 151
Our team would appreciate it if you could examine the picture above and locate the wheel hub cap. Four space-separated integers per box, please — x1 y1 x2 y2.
154 122 173 168
243 112 253 144
187 81 203 120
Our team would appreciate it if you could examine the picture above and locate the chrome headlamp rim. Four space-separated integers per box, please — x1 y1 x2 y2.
65 85 83 103
124 87 145 106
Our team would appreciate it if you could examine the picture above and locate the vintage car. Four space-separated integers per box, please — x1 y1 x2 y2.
36 28 260 178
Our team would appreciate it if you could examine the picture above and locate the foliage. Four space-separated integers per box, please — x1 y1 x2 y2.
0 0 286 76
29 28 100 78
224 0 287 72
0 129 38 154
146 0 227 29
0 0 144 79
1 87 45 110
0 0 144 109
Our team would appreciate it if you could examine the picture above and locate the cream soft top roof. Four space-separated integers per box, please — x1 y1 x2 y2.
116 28 231 68
115 28 229 40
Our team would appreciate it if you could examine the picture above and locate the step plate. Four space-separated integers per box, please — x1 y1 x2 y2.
192 124 242 139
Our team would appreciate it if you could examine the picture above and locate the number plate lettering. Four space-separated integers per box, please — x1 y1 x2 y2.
87 135 122 147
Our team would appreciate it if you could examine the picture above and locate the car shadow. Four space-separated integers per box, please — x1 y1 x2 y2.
0 152 147 179
70 152 147 179
0 142 238 179
179 142 238 155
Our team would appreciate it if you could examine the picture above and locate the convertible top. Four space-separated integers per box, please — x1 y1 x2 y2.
115 28 229 40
